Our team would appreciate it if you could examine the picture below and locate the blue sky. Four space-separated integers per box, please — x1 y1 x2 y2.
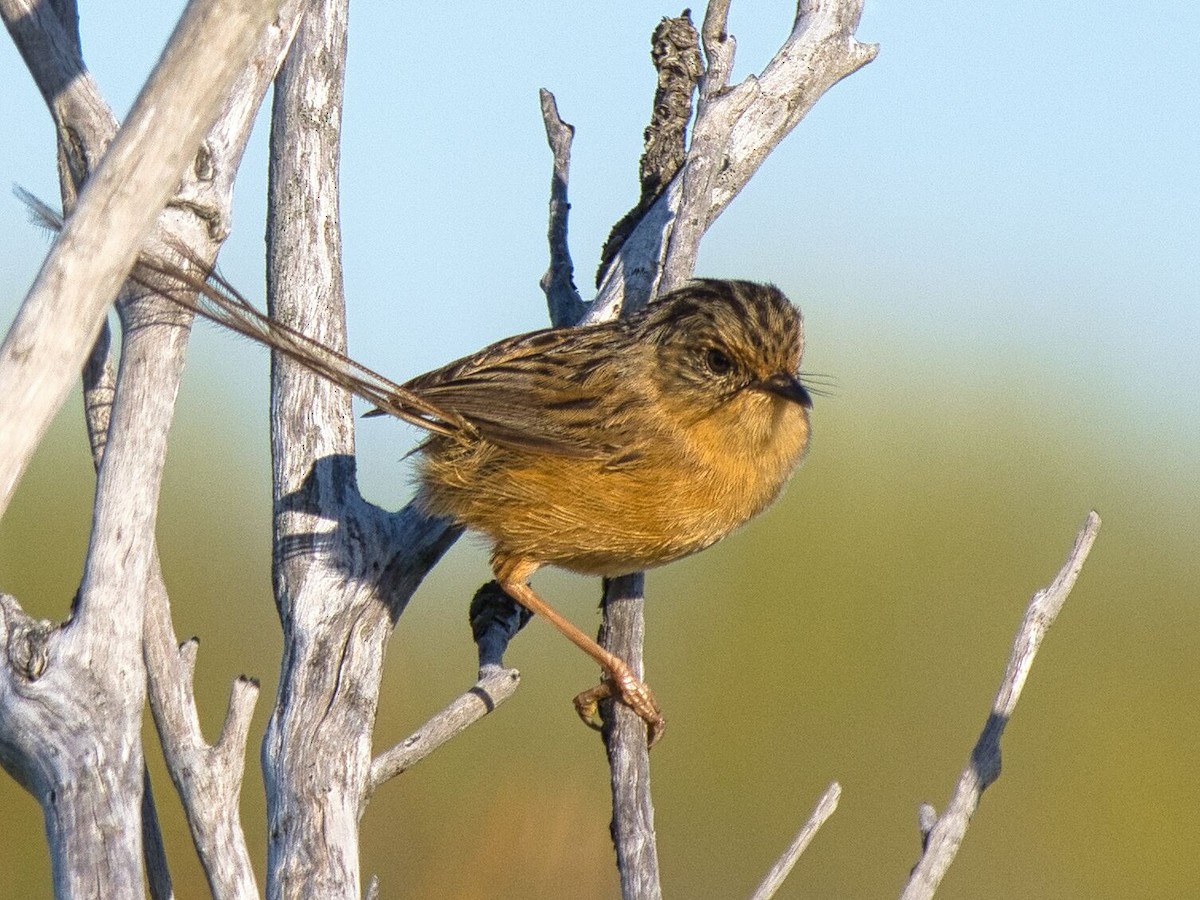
2 1 1197 490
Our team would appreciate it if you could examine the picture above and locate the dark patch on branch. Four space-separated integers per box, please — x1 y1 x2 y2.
597 11 703 287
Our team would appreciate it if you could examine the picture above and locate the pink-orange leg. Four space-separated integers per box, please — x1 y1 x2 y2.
494 555 665 746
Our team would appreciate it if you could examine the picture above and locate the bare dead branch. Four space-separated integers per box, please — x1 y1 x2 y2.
0 587 147 895
366 667 521 798
133 5 305 891
538 77 670 888
15 1 304 891
0 0 290 518
699 0 736 89
597 12 702 287
751 782 842 900
146 575 263 899
1 0 295 893
366 583 525 798
598 572 662 900
538 89 585 327
1 0 120 187
900 511 1101 900
257 2 469 893
589 0 878 319
569 6 874 895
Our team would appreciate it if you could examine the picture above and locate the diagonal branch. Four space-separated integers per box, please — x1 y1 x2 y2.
751 781 842 900
900 511 1101 900
0 0 290 518
366 667 520 798
366 581 526 799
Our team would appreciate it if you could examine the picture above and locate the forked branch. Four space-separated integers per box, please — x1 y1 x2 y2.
589 0 878 321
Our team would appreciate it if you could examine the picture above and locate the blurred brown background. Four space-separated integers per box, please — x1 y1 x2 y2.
2 334 1195 897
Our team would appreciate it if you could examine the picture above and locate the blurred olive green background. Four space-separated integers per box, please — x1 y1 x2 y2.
1 333 1196 897
3 1 1198 897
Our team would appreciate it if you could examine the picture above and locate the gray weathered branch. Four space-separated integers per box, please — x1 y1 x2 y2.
364 582 528 797
137 6 307 895
4 2 878 896
0 0 290 517
257 1 470 894
587 0 877 321
367 666 521 797
599 573 661 900
751 782 841 900
899 511 1101 900
538 89 586 327
0 0 294 894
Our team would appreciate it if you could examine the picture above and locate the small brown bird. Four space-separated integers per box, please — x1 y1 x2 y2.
402 280 812 743
86 220 815 746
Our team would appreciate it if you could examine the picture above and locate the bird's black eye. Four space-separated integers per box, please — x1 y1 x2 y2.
705 347 733 375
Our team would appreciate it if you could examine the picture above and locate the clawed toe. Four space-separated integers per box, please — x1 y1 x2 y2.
572 674 666 747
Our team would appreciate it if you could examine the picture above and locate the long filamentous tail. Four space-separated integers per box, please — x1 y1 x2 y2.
15 187 470 439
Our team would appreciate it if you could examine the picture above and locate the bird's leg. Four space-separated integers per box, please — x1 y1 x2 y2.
493 555 665 746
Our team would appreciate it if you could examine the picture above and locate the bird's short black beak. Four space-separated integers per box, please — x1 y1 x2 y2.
757 373 813 408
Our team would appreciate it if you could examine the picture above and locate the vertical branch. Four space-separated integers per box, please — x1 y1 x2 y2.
561 3 874 896
13 1 305 894
538 89 585 327
39 4 164 891
258 1 454 894
262 0 362 893
598 15 701 897
139 1 309 888
540 32 700 882
600 573 661 900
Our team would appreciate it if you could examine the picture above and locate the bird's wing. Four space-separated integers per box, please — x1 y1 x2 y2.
395 325 638 459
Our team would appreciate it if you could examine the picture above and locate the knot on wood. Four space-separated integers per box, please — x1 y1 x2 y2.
1 595 55 681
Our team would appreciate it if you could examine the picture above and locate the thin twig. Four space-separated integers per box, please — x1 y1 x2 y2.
364 581 527 800
900 511 1101 900
366 667 521 798
750 781 842 900
537 89 585 328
